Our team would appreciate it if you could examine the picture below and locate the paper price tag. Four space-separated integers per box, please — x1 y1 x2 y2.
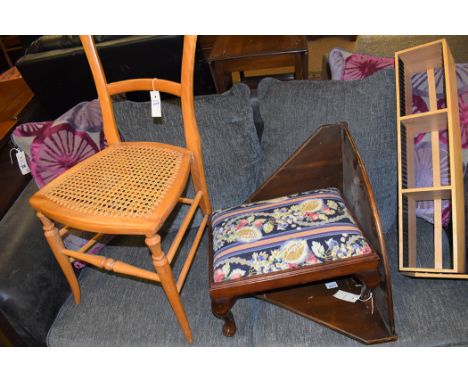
150 90 161 118
16 150 31 175
325 281 338 289
333 290 360 303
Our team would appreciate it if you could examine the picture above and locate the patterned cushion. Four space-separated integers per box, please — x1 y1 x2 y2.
211 188 373 283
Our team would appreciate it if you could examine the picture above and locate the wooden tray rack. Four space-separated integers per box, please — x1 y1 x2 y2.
395 39 466 278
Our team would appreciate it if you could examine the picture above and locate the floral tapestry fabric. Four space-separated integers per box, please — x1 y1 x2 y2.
212 188 373 283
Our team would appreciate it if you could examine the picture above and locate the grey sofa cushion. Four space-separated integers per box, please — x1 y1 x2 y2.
47 229 258 346
48 217 468 346
113 83 260 232
257 70 397 233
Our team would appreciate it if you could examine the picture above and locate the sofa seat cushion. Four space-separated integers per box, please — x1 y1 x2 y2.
212 188 372 283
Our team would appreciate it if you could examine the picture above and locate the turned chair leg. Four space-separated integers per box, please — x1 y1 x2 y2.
145 234 193 343
211 297 237 337
37 212 81 304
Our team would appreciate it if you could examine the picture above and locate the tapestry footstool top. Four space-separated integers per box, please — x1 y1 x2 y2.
211 188 373 283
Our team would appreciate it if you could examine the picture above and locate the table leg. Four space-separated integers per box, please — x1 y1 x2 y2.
302 51 309 80
211 61 228 93
294 52 309 80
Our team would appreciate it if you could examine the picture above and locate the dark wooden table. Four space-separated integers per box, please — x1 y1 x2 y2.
207 36 308 93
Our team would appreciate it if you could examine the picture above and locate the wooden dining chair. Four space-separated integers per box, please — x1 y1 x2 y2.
29 35 211 343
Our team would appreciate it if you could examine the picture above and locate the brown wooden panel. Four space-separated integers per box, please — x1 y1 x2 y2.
248 123 343 203
260 277 397 344
341 125 395 336
0 77 33 141
208 36 307 61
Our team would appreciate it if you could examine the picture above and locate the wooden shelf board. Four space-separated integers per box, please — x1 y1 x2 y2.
399 109 448 133
400 267 456 274
259 277 397 344
397 40 444 75
401 271 468 279
395 39 445 56
401 187 451 200
399 108 447 122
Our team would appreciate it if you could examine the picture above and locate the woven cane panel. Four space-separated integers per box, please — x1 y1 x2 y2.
44 144 184 218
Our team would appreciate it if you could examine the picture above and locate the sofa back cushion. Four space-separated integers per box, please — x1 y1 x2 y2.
113 83 260 232
257 70 397 233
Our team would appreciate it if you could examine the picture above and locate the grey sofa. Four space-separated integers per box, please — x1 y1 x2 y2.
1 70 467 346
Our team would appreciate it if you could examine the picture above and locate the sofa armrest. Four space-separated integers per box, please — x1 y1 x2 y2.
0 181 71 346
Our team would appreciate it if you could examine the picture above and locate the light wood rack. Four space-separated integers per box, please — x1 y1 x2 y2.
395 39 466 279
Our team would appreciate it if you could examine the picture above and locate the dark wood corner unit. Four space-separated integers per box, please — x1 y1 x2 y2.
209 122 397 344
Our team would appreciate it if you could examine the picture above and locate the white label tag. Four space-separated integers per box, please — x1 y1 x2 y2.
16 150 30 175
150 90 161 118
325 281 338 289
333 290 360 303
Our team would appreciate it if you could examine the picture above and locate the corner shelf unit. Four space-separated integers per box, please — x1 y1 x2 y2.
395 39 466 279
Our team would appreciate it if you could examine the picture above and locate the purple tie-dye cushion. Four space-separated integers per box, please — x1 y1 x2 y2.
342 53 394 80
30 124 100 188
12 100 110 267
329 48 468 227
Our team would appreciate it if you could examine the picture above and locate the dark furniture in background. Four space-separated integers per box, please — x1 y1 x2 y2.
0 72 49 220
0 36 25 70
207 35 308 93
16 35 216 119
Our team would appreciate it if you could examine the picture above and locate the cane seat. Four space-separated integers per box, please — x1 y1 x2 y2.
30 142 192 235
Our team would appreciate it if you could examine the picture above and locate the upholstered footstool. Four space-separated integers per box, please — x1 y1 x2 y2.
208 123 396 344
208 187 381 337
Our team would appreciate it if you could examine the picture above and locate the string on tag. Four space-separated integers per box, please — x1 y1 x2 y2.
9 148 19 164
359 291 374 314
152 77 157 91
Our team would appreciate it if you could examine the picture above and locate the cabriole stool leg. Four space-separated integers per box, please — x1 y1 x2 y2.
211 297 237 337
37 212 81 304
145 234 193 343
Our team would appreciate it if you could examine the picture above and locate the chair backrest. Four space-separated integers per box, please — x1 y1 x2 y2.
80 35 211 214
80 35 201 150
